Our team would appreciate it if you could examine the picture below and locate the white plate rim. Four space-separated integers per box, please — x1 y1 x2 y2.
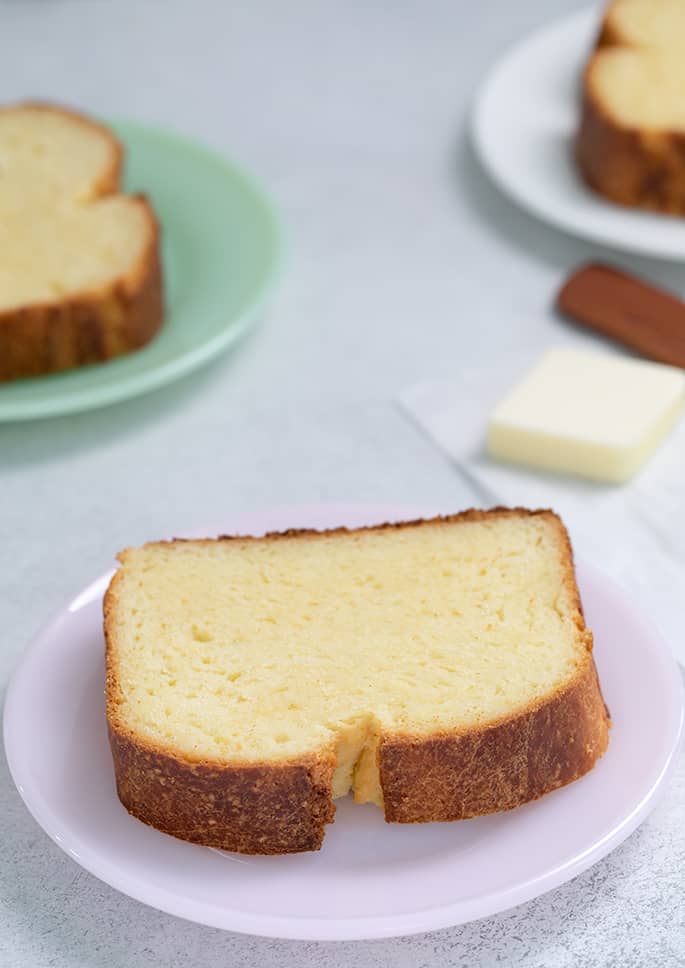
470 5 685 260
4 503 684 941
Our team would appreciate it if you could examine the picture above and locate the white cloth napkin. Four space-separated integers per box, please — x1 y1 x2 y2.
399 348 685 667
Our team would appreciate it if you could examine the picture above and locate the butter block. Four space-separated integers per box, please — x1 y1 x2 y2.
487 348 685 483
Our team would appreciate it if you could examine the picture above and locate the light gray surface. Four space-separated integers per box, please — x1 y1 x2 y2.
1 1 684 965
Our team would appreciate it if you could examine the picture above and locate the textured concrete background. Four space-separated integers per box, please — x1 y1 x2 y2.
1 1 684 965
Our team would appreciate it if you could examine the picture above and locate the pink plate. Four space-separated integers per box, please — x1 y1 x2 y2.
4 504 683 940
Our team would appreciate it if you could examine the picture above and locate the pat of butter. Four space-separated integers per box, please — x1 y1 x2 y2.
487 348 685 483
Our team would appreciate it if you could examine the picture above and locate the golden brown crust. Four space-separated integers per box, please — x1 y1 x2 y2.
596 15 625 49
0 103 163 381
379 510 609 821
105 509 610 854
576 63 685 215
0 199 163 381
108 726 336 854
380 657 608 822
105 563 336 854
123 506 566 556
576 4 685 217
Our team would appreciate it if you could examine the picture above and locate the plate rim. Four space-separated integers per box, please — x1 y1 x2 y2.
4 503 684 940
0 119 284 422
470 4 685 260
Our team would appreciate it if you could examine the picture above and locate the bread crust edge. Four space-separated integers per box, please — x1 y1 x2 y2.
576 57 685 215
105 509 609 854
0 103 163 381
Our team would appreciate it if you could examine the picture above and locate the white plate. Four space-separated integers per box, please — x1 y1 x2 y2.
471 6 685 259
4 504 683 940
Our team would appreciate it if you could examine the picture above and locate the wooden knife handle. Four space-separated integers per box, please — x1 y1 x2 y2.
557 263 685 369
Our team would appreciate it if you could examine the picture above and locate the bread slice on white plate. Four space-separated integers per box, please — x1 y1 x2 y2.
577 1 685 214
0 102 162 381
105 509 609 854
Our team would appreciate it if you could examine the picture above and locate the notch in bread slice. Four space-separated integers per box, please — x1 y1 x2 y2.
576 48 685 214
0 102 162 381
105 509 609 854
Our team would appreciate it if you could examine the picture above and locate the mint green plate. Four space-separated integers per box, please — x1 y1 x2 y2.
0 120 283 421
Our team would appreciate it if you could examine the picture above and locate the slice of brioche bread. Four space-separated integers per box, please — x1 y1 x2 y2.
105 509 609 855
0 103 162 381
576 4 685 213
598 0 685 50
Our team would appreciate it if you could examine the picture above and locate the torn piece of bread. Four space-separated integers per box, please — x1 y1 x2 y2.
104 509 609 855
576 2 685 214
0 102 162 381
